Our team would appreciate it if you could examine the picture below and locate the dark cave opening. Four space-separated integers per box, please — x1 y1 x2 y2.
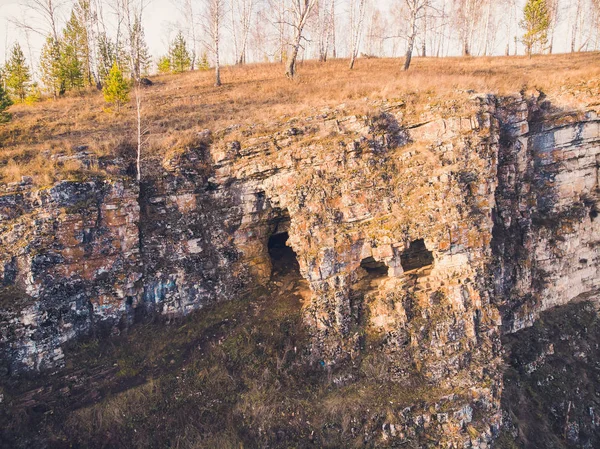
268 231 300 277
400 239 434 272
360 256 389 279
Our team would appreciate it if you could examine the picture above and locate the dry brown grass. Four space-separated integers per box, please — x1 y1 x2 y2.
1 52 600 185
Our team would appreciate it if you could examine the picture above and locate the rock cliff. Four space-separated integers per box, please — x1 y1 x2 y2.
1 92 598 447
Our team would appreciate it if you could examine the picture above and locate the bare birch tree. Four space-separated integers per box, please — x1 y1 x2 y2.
330 0 336 57
348 0 366 69
285 0 318 78
570 0 583 53
479 0 491 56
268 0 289 62
316 0 335 62
230 0 255 64
12 0 63 40
567 0 595 53
203 0 225 85
173 0 200 69
122 0 150 81
453 0 481 56
546 0 559 53
366 7 386 57
593 0 600 50
249 5 270 62
401 0 428 70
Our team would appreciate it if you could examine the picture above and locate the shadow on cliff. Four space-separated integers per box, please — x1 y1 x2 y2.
135 135 248 319
490 93 597 333
497 301 600 449
492 95 600 447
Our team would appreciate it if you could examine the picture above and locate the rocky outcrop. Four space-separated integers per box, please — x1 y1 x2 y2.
0 93 598 447
0 179 141 372
492 99 600 332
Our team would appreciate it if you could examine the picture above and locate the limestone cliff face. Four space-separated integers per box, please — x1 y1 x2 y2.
0 93 598 446
0 179 141 371
493 99 600 332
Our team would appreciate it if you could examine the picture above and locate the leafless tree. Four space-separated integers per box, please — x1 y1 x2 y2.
285 0 318 78
567 0 597 53
366 7 386 57
479 0 491 56
134 82 143 181
570 0 583 53
123 0 148 81
331 0 337 59
249 5 269 62
593 0 600 50
348 0 366 69
431 0 449 57
314 0 335 62
203 0 225 85
330 0 336 57
230 0 255 64
11 0 64 40
453 0 481 56
545 0 559 54
401 0 429 70
268 0 288 62
173 0 200 69
500 0 518 55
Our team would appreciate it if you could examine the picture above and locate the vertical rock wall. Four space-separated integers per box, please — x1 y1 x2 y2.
493 97 600 332
0 93 598 446
0 179 141 372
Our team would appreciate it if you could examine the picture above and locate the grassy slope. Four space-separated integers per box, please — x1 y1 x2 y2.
0 267 446 449
1 53 600 185
498 301 600 449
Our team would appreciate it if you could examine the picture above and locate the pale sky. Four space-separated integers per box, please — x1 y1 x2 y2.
0 0 591 75
0 0 178 63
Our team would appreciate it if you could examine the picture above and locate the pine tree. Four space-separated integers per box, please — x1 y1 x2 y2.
72 0 95 86
130 16 151 80
5 43 31 102
157 55 171 74
103 63 130 111
25 82 42 105
39 36 64 98
62 11 85 90
0 79 13 123
169 32 191 73
61 41 84 90
521 0 551 57
198 52 210 71
97 33 116 83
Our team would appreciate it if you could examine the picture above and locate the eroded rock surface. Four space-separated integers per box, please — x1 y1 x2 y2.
1 93 598 447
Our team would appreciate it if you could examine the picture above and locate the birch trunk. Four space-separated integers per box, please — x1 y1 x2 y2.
285 0 317 78
403 3 418 70
348 0 366 70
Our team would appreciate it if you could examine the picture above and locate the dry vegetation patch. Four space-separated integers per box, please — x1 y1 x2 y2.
1 53 600 185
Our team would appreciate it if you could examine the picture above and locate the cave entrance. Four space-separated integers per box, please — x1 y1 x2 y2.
360 257 389 278
360 256 389 290
268 231 300 277
400 239 434 273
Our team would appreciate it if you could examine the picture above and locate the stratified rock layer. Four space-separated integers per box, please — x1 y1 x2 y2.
1 93 598 447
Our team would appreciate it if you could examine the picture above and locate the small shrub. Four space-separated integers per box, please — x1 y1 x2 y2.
25 83 42 105
102 63 130 111
197 52 210 71
157 55 171 74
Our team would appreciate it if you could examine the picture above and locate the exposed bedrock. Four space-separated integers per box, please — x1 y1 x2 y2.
0 93 598 446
